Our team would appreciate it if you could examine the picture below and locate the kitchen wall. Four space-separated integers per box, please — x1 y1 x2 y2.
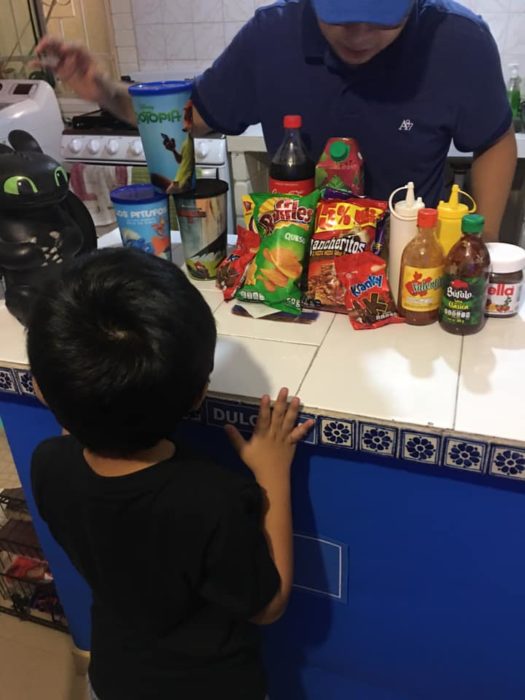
110 0 525 81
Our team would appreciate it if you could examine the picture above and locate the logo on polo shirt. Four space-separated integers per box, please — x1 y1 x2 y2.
399 119 414 132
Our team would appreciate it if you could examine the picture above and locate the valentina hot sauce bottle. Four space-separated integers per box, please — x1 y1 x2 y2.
439 214 491 335
398 208 445 325
268 115 315 196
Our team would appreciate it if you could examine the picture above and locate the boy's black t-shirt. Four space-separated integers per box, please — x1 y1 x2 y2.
31 436 279 700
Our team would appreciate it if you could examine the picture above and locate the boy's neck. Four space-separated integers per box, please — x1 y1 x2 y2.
83 439 175 477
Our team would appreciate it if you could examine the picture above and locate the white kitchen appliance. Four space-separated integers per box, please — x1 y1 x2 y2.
0 79 63 162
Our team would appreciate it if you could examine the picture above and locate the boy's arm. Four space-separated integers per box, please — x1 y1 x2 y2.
226 388 314 624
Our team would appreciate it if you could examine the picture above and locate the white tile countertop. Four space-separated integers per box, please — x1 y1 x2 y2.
2 229 525 456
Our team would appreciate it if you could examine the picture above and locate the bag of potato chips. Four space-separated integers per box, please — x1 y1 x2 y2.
236 191 320 315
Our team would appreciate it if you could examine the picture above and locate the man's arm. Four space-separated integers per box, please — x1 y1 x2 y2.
470 127 517 242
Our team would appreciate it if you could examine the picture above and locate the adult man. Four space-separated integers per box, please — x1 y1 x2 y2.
37 0 516 240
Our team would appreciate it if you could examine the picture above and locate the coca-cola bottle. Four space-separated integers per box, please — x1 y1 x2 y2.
268 115 315 196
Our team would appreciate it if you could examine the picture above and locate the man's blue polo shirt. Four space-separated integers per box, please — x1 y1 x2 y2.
193 0 511 206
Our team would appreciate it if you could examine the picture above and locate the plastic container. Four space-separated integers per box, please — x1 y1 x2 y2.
439 214 490 335
128 81 195 194
315 137 364 195
388 181 425 306
174 179 228 279
485 242 525 317
398 208 445 326
269 115 315 196
110 184 171 260
437 184 476 256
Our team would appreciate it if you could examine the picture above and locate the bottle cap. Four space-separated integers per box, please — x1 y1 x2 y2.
329 140 350 162
284 115 302 129
486 242 525 274
417 208 438 228
462 213 485 235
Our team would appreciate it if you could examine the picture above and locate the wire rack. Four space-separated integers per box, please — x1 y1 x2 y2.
0 488 67 632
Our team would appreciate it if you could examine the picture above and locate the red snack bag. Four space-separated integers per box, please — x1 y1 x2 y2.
216 226 260 300
304 198 388 312
335 252 404 330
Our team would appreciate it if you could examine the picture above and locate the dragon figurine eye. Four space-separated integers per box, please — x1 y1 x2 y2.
54 166 68 188
3 175 38 195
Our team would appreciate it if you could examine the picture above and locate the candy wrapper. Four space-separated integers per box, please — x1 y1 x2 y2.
216 226 260 300
237 191 320 315
303 198 388 313
335 252 404 330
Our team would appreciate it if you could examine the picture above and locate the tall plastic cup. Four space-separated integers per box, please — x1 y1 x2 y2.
174 179 229 279
110 184 171 260
128 81 195 195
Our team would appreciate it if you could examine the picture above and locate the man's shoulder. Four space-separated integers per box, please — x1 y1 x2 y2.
421 0 491 34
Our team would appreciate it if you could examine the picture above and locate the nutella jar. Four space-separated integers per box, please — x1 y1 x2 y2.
485 242 525 317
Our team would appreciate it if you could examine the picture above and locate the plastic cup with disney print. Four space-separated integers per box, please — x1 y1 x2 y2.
110 184 171 260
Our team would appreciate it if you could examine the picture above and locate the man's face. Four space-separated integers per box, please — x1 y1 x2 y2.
318 18 409 66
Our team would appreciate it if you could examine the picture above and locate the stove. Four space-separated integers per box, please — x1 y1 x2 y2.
62 109 145 165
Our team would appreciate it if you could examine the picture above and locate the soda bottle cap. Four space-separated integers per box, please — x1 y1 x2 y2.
284 115 302 129
417 208 438 228
329 140 350 162
462 213 485 234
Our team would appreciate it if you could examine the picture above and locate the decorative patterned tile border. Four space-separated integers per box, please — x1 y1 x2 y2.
2 369 524 484
320 418 355 450
442 436 488 474
358 422 398 458
488 445 525 481
0 367 18 395
13 369 35 396
400 430 441 465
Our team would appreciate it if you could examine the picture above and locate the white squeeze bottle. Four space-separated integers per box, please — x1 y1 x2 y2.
388 182 425 306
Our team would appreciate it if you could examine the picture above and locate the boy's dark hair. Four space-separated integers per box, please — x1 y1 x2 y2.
27 247 217 456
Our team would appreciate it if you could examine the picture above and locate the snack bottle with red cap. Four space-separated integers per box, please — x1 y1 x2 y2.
268 115 315 196
398 208 445 325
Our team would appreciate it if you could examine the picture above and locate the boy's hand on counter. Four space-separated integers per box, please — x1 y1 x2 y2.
225 388 314 483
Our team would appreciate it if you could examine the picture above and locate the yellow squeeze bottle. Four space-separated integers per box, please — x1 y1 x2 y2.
437 185 476 256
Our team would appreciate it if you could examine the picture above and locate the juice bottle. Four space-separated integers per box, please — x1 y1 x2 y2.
269 115 315 196
398 208 444 325
439 214 491 335
314 137 364 195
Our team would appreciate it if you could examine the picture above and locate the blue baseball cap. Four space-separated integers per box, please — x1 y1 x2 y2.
312 0 414 26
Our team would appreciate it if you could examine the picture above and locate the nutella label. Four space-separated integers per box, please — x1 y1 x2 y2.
486 282 521 316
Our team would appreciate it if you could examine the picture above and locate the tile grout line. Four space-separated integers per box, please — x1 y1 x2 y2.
296 314 336 397
452 335 465 432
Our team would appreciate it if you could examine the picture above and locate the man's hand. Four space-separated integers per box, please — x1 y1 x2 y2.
35 36 104 103
35 36 137 125
225 388 314 482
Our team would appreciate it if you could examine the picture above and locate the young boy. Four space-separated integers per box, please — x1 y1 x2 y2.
27 247 313 700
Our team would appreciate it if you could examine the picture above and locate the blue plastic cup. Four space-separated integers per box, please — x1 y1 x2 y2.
128 81 195 195
110 184 171 260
